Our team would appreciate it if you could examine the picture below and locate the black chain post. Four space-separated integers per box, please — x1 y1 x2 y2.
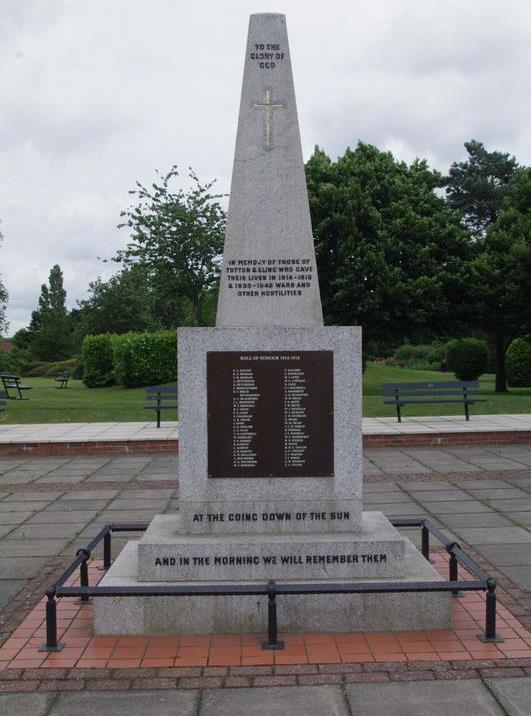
39 589 64 652
262 581 285 650
447 543 463 597
76 548 92 604
479 578 504 643
421 524 430 561
103 530 112 570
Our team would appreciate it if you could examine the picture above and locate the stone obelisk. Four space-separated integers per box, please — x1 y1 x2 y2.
94 14 450 636
216 13 323 327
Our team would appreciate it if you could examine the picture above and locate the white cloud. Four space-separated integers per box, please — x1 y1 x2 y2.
1 0 530 332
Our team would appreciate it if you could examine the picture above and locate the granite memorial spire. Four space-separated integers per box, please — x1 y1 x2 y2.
216 13 323 327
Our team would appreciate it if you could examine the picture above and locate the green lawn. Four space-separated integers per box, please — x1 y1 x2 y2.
0 364 529 424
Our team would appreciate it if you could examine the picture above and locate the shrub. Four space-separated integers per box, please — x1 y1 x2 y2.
24 357 79 377
393 342 448 371
506 338 531 387
113 330 177 388
81 335 115 387
446 338 488 381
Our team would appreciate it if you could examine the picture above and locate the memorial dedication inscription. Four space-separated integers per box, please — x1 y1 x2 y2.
207 351 333 478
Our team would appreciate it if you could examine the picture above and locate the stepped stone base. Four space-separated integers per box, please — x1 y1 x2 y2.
137 512 406 582
94 519 451 635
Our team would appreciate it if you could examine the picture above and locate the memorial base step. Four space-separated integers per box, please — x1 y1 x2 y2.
94 539 451 635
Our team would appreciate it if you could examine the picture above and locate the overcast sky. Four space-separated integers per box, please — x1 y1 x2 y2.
1 0 530 334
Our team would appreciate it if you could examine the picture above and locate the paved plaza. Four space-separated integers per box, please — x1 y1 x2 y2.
0 414 530 445
0 444 529 713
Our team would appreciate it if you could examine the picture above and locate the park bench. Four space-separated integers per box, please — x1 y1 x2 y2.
382 380 485 423
55 370 70 389
144 384 177 428
0 372 32 400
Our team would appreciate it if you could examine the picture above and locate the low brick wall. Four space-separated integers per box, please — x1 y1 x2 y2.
0 430 529 456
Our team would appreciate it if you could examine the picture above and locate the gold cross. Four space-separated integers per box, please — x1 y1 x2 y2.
254 89 283 149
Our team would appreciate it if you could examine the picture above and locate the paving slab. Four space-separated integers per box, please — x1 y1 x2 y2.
0 556 48 578
200 685 349 716
509 512 531 528
0 538 70 556
489 499 531 512
486 677 531 716
437 513 513 528
421 501 492 514
453 526 531 544
345 680 504 716
50 690 199 716
497 564 531 590
407 489 472 501
0 693 53 716
475 543 531 566
0 578 24 607
464 488 530 499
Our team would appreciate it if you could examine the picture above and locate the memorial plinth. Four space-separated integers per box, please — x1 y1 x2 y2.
95 12 450 635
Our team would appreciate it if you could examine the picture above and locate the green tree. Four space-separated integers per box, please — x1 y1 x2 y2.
73 265 158 345
0 226 8 335
445 140 519 236
116 166 226 326
305 143 473 352
470 167 531 391
30 265 72 361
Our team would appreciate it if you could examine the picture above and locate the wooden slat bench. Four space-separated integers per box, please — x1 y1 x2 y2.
382 380 485 423
0 373 32 400
55 371 70 389
144 384 177 428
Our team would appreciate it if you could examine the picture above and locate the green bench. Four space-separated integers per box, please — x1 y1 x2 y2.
145 384 177 428
382 380 485 422
0 373 32 400
55 370 70 389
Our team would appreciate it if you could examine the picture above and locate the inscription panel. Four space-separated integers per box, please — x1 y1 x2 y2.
207 351 333 478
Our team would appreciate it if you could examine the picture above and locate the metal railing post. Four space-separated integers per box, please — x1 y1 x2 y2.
76 548 91 603
103 530 112 569
262 581 285 650
39 589 64 652
479 578 503 643
421 523 430 561
447 543 463 597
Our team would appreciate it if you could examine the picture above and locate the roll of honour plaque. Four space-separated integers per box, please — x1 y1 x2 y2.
207 351 333 478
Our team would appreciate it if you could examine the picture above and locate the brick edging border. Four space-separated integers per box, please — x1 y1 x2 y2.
1 659 530 692
0 430 529 456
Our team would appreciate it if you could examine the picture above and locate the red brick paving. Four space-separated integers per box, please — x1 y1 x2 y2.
0 553 530 679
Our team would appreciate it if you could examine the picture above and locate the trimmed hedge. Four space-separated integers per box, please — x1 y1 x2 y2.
506 338 531 387
113 330 177 388
81 334 115 387
393 342 448 371
24 357 80 378
446 338 488 381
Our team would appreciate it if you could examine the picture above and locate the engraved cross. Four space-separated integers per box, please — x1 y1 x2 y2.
254 88 283 149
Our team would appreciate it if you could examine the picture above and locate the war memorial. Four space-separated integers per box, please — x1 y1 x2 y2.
94 13 450 636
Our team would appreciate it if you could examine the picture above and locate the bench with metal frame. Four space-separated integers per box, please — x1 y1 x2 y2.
40 517 503 653
383 380 485 423
0 372 32 400
54 370 70 389
144 384 177 428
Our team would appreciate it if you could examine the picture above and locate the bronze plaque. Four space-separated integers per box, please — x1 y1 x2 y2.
207 351 333 478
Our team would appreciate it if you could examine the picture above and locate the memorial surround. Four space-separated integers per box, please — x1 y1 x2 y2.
95 13 450 635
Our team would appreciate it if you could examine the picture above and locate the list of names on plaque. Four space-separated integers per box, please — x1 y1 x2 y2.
207 351 333 478
232 368 258 468
283 367 308 468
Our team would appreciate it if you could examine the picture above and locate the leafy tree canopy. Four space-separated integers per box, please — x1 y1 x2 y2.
445 140 519 236
470 166 531 390
305 142 473 352
115 166 226 326
29 264 72 361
